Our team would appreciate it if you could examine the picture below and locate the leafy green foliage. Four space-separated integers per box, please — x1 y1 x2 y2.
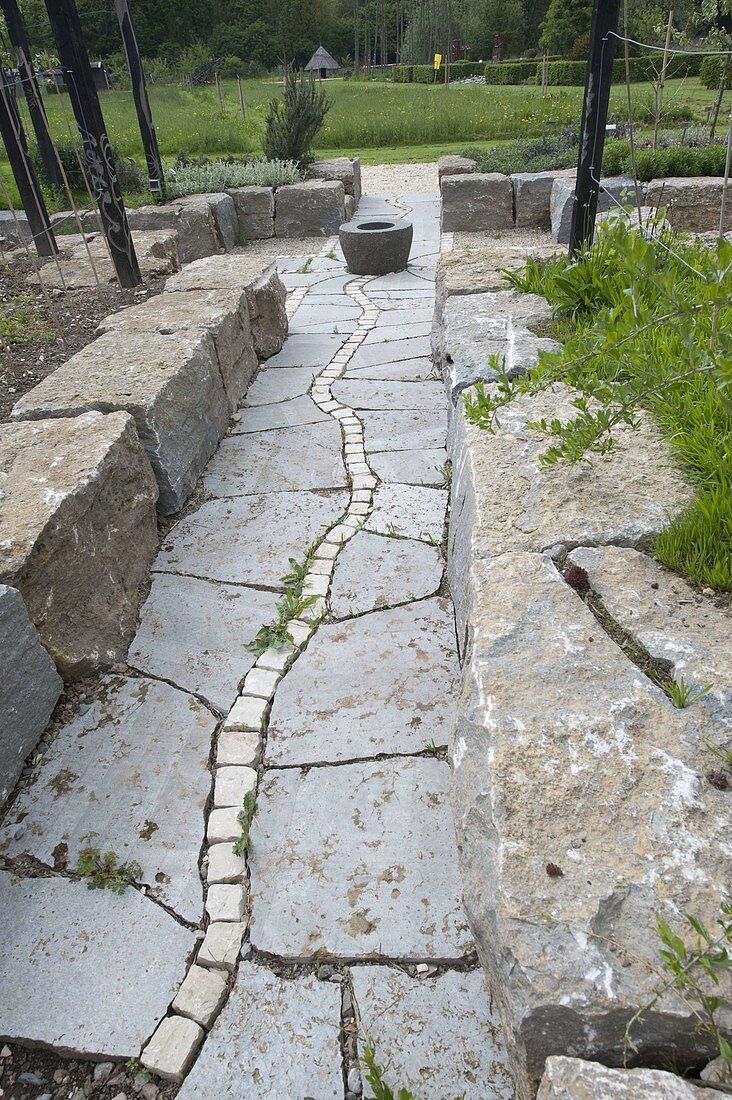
166 157 302 197
233 791 257 856
263 71 330 168
76 833 142 894
362 1041 415 1100
645 905 732 1070
665 677 713 708
467 218 732 590
246 548 319 656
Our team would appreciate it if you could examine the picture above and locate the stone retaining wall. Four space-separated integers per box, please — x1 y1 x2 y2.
438 246 732 1096
1 253 289 809
438 159 726 240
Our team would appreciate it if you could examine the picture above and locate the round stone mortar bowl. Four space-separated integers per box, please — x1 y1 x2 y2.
339 217 413 276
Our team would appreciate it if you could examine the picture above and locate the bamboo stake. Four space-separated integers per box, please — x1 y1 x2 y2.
652 8 674 151
237 76 246 117
215 70 224 112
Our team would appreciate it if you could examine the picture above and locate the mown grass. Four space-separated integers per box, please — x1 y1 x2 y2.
0 75 725 208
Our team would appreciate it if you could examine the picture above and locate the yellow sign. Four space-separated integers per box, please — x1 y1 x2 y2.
434 53 442 69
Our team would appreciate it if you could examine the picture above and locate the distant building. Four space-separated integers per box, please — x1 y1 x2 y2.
40 61 111 92
304 47 340 79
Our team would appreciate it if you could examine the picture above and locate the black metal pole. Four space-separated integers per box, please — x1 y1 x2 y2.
568 0 622 257
0 66 58 256
44 0 141 287
1 0 64 189
113 0 165 199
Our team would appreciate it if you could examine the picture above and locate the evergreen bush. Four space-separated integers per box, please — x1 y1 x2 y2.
262 71 329 167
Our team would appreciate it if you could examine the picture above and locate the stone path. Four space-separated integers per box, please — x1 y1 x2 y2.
0 191 512 1097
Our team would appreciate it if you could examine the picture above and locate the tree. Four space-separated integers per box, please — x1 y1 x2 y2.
539 0 592 54
469 0 525 57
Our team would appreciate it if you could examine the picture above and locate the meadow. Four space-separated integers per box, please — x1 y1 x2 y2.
0 75 728 208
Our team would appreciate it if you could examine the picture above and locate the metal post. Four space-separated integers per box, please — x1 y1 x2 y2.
114 0 165 199
44 0 141 287
0 66 58 256
1 0 64 188
568 0 622 257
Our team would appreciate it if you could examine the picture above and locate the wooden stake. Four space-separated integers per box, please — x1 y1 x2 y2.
44 0 141 287
652 8 674 151
215 71 224 112
237 76 247 117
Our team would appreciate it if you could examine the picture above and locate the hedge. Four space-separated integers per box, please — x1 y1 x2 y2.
484 60 538 84
449 60 485 79
601 138 727 180
700 55 732 90
544 54 703 86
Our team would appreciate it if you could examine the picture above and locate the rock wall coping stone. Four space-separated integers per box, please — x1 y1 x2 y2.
436 245 562 304
164 255 288 360
97 287 258 412
453 550 731 1094
274 179 346 238
127 199 219 265
11 329 229 516
438 155 478 181
440 172 514 232
646 176 732 232
307 156 362 203
433 289 559 404
538 1057 709 1098
511 169 574 229
227 186 275 239
551 175 644 244
0 584 62 807
0 412 158 677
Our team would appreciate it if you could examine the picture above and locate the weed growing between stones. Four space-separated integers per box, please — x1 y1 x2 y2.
232 791 256 857
361 1040 466 1100
0 293 53 347
465 218 732 591
626 903 732 1072
75 833 141 894
246 549 319 655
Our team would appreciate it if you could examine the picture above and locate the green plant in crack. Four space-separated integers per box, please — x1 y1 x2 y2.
75 833 142 894
233 791 257 856
362 1040 465 1100
296 255 314 275
438 462 452 489
246 550 319 657
424 739 441 757
664 677 713 710
707 739 732 771
626 904 732 1072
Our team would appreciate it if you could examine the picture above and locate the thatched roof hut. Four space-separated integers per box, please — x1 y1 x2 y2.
304 47 340 77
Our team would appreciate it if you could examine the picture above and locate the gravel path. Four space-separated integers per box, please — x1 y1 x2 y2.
361 161 439 194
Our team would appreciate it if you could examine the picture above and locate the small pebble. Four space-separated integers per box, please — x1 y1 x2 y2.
141 1084 159 1100
415 963 429 974
0 1048 10 1059
346 1092 359 1100
347 1067 362 1093
240 941 252 960
702 586 715 596
110 1093 127 1100
318 964 334 980
53 1069 66 1083
547 543 567 563
19 1073 44 1086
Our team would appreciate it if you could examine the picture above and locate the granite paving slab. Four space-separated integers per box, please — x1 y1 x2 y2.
0 871 194 1057
363 321 433 343
177 966 342 1099
0 675 216 923
245 367 317 405
155 490 348 587
368 293 436 309
329 531 443 616
366 484 448 543
203 421 347 496
367 271 435 292
361 409 448 452
332 379 444 412
249 757 472 959
374 307 434 328
346 358 436 382
232 395 329 432
264 333 346 368
266 598 457 764
128 574 278 712
369 447 448 486
348 336 432 370
353 966 513 1100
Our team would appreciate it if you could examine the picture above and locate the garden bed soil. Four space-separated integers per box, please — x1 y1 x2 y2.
0 253 166 424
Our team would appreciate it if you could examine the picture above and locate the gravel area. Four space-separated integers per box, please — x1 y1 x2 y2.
361 162 439 194
232 235 336 263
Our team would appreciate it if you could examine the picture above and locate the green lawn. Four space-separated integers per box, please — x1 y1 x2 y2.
1 76 728 208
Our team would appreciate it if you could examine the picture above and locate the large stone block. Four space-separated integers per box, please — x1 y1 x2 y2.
128 200 220 264
512 170 573 229
441 172 513 232
438 154 477 181
0 209 30 246
35 230 180 289
433 289 559 404
11 328 229 515
274 179 346 237
97 288 258 411
0 585 62 807
227 185 275 239
436 244 562 303
646 176 732 232
307 156 361 202
538 1057 709 1099
453 552 731 1095
447 390 691 643
0 412 158 677
551 175 644 244
165 255 287 359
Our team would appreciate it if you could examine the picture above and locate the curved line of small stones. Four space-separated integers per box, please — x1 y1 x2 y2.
139 256 382 1084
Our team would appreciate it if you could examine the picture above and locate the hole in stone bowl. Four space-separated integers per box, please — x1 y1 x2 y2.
356 221 395 230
